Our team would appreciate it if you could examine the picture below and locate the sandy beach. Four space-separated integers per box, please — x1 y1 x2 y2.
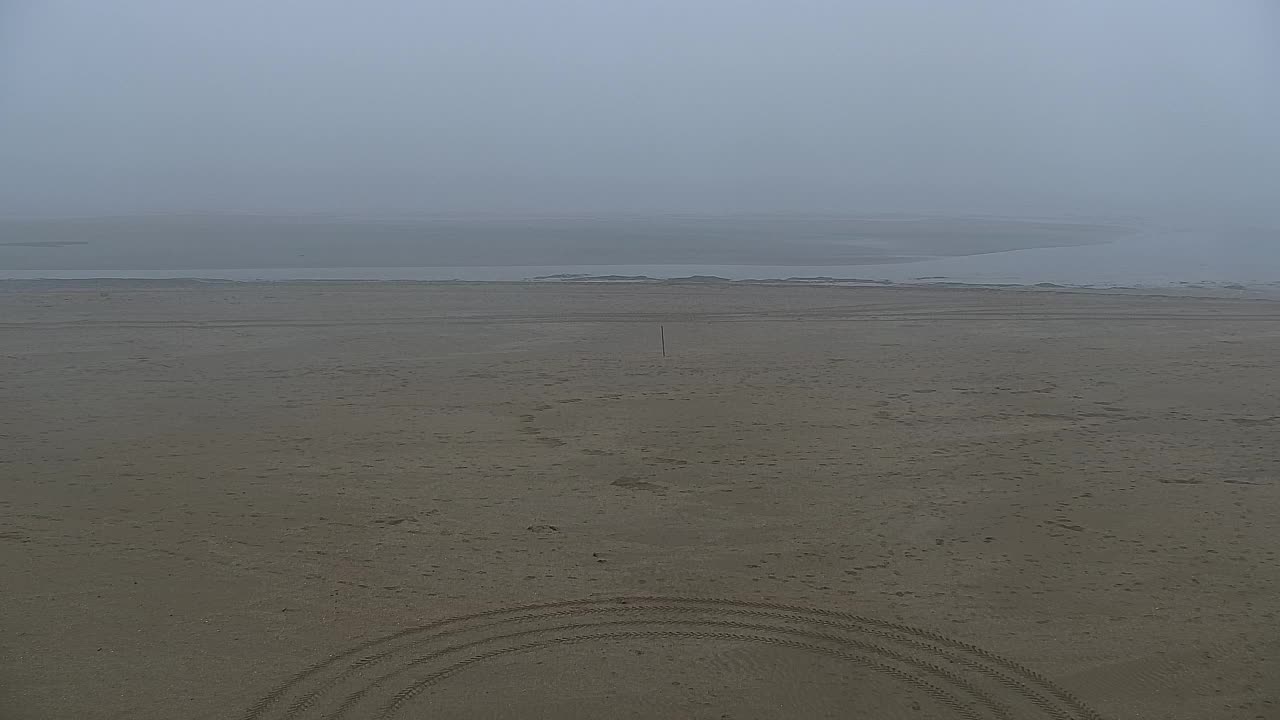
2 281 1278 719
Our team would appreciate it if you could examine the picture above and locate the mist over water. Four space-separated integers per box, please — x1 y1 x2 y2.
1 2 1277 286
1 214 1276 291
0 214 1128 270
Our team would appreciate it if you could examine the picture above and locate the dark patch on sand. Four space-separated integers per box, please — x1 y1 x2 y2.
0 241 90 248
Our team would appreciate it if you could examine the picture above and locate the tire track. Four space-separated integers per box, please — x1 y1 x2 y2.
376 631 988 720
317 619 1011 720
666 596 1104 720
281 606 1070 720
242 596 1105 720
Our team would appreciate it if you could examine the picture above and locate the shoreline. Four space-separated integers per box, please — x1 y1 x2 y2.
3 228 1274 293
3 215 1274 292
4 275 1278 300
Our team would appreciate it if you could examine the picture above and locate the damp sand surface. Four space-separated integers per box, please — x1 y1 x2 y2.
2 281 1278 719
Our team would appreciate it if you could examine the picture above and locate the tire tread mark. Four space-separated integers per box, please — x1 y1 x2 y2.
287 606 1068 720
242 596 1105 720
242 597 609 720
323 618 1011 720
662 596 1104 720
373 631 987 720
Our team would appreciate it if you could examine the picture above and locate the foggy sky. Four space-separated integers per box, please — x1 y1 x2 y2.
1 1 1277 219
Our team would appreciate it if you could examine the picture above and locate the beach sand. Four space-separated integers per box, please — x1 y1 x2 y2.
2 281 1277 719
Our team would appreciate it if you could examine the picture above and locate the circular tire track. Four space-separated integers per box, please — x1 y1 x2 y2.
241 597 1104 720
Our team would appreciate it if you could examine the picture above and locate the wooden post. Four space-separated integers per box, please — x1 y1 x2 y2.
660 325 666 357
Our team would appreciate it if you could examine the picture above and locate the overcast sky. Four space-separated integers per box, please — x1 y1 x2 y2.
1 1 1276 218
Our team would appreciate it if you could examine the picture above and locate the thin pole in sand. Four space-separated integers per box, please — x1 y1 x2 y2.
660 325 666 357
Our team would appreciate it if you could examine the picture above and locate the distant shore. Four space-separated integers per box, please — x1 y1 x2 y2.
4 277 1278 303
0 212 1131 272
2 213 1274 294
